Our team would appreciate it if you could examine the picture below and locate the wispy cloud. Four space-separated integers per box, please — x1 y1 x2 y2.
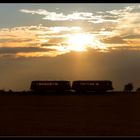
20 5 140 24
20 9 94 21
20 9 119 24
96 5 140 50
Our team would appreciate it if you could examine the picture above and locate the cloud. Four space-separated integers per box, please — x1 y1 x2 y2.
20 5 140 25
96 5 140 51
0 25 81 47
0 47 52 54
20 9 119 24
101 36 126 44
0 4 140 58
0 25 83 58
0 46 55 58
20 9 94 21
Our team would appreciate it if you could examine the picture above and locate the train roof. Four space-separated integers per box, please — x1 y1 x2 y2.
31 80 70 83
73 80 112 82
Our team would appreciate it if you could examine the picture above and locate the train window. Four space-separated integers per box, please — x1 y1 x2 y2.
90 82 94 85
38 83 44 85
54 83 58 85
80 83 85 85
96 83 99 86
106 82 110 85
86 82 90 85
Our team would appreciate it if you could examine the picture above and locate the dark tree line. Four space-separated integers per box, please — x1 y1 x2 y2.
124 83 133 92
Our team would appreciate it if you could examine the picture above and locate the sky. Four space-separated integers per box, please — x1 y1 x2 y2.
0 3 139 91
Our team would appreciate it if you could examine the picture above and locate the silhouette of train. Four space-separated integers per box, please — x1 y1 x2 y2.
30 80 113 93
72 80 113 92
31 80 71 92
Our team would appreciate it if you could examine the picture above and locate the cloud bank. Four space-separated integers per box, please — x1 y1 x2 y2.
0 5 139 58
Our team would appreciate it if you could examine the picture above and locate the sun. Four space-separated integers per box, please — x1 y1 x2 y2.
67 33 94 52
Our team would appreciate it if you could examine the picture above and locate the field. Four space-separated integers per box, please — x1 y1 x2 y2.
0 92 140 136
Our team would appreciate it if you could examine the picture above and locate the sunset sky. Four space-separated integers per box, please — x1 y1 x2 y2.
0 3 139 91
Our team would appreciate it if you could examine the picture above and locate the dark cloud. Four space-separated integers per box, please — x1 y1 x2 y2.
102 15 119 20
41 43 68 46
122 34 140 39
0 39 13 43
47 37 67 44
41 43 58 47
0 47 53 54
0 38 33 43
101 36 126 44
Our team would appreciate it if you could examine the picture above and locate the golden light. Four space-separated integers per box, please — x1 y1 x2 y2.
67 33 94 52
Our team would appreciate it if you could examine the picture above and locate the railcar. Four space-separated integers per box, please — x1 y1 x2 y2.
72 80 113 92
30 80 71 93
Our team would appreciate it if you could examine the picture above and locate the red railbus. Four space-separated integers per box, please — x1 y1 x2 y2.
72 80 113 92
30 80 71 92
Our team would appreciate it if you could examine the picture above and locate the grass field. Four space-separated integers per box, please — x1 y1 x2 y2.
0 92 140 136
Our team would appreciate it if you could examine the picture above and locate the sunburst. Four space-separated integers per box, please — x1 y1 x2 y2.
67 33 94 52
